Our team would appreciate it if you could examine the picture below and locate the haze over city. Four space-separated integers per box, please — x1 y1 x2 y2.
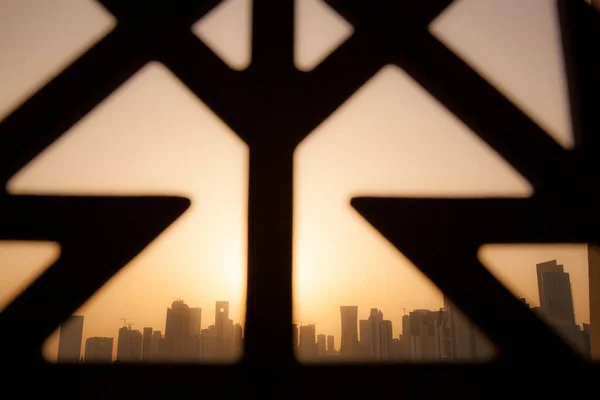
0 0 595 362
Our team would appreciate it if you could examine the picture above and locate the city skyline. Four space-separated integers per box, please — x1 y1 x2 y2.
0 0 594 362
17 247 595 361
51 254 594 363
55 299 244 363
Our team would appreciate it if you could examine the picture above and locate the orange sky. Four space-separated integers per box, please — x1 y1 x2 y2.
0 0 591 361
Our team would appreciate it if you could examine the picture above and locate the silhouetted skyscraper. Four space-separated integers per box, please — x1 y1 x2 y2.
359 319 370 357
190 307 202 336
142 327 153 361
151 330 162 361
84 337 113 363
57 315 84 363
406 309 440 361
200 325 218 362
340 306 359 357
379 320 393 362
536 260 586 355
327 335 335 354
299 324 317 360
215 301 233 360
400 315 411 360
368 308 383 359
437 309 452 359
537 260 576 324
317 334 326 356
232 323 243 356
116 326 142 362
165 300 192 361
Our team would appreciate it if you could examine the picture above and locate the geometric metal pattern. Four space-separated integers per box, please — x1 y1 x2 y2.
0 0 598 396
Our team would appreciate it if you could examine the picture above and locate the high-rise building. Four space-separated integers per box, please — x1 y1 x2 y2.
165 300 192 361
141 327 153 361
84 337 113 363
537 260 576 325
200 325 218 362
327 335 335 354
151 331 162 361
406 309 441 361
299 324 317 360
359 319 370 357
57 315 84 363
436 310 452 359
215 301 233 359
368 308 383 359
317 334 327 356
536 260 587 355
379 320 393 362
391 338 401 360
399 315 411 360
232 323 243 357
116 326 142 362
588 245 600 359
190 308 202 336
340 306 359 358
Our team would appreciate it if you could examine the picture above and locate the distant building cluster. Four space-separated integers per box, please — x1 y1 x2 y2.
295 300 494 363
56 300 242 363
294 258 594 362
57 256 597 363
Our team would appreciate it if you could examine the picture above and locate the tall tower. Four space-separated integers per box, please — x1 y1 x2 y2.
536 260 587 354
151 331 163 361
379 320 393 362
232 323 243 357
165 300 192 360
57 315 84 363
536 260 576 324
299 324 317 360
359 319 370 357
317 334 327 356
327 335 335 353
141 327 153 361
340 306 359 357
215 301 233 360
368 308 383 359
116 326 142 362
189 308 202 336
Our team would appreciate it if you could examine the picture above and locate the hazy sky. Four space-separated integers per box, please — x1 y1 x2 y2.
0 0 591 361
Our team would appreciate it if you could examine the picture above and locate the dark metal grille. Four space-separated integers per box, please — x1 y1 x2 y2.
0 0 598 397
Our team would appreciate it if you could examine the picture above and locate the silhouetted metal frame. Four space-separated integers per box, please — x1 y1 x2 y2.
0 0 598 397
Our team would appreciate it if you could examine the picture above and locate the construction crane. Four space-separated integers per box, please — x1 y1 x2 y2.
120 318 136 330
402 296 413 316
